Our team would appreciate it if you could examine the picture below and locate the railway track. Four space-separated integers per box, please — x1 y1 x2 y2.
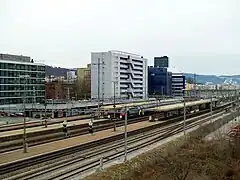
0 105 230 179
0 103 229 153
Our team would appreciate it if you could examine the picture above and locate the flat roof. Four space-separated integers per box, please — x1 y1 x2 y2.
149 99 218 112
100 98 183 110
0 59 45 66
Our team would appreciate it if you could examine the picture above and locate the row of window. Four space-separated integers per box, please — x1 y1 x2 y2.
0 91 45 98
0 63 45 71
0 97 44 105
0 71 45 78
0 85 45 91
0 79 45 84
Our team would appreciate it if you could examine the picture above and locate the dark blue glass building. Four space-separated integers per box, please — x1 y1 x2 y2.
148 66 172 96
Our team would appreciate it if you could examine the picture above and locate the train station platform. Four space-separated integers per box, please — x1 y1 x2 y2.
0 114 90 127
0 118 106 138
0 111 231 166
0 120 165 165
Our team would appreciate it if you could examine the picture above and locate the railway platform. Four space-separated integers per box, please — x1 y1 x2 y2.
0 118 106 138
0 114 90 127
0 120 164 165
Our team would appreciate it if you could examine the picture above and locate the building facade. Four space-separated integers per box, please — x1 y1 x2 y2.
46 80 77 100
148 66 172 97
91 50 148 100
76 64 91 99
0 53 45 105
66 70 77 82
172 73 185 97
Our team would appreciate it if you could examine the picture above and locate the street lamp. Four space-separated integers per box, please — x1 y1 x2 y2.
19 75 30 153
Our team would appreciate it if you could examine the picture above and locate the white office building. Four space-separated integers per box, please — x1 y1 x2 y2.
168 67 185 97
91 50 148 100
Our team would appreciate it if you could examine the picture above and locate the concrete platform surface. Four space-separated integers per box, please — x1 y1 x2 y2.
0 118 106 138
0 114 90 126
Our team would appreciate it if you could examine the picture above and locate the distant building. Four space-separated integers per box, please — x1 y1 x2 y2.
148 66 172 97
172 73 185 97
154 56 169 68
91 50 148 100
46 80 77 100
66 70 76 82
76 64 91 99
0 53 45 105
185 83 195 90
167 67 185 97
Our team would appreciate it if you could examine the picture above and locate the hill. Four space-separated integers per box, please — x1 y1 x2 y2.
184 73 240 84
45 66 76 77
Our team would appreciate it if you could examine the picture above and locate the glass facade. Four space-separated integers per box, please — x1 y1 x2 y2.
0 61 46 105
154 56 169 68
148 67 172 96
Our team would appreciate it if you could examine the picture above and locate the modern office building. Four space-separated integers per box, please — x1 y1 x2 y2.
91 50 148 100
148 66 172 97
154 56 169 68
0 53 45 105
172 72 185 97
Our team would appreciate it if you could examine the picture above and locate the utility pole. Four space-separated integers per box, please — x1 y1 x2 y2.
66 87 70 120
44 90 47 128
183 97 186 135
19 75 30 153
101 52 104 104
23 78 27 153
32 86 36 117
238 92 240 123
51 99 54 118
113 81 116 131
124 106 128 162
98 58 100 119
92 57 104 119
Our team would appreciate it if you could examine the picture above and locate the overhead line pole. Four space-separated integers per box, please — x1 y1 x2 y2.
113 81 116 131
124 106 128 162
98 58 100 119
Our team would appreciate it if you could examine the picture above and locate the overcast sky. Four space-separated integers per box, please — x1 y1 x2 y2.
0 0 238 75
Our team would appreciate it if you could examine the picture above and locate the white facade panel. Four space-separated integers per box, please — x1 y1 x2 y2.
91 50 148 100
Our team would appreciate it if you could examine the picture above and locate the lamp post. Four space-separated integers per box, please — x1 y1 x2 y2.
19 75 30 153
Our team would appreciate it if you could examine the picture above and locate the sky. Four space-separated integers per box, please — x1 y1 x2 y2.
0 0 238 75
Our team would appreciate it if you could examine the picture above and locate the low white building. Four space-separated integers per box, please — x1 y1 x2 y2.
91 50 148 100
